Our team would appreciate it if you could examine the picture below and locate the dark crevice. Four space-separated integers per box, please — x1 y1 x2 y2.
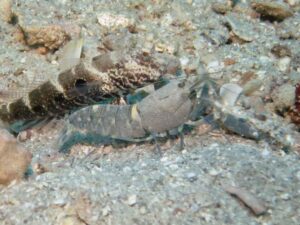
259 15 284 23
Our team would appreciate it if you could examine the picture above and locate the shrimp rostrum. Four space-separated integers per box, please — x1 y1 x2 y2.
57 75 300 153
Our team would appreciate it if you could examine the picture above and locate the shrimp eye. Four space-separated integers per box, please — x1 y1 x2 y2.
74 79 88 95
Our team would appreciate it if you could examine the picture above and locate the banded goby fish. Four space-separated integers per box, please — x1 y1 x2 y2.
0 48 180 132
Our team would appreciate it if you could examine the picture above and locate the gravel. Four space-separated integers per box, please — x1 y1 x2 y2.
0 0 300 224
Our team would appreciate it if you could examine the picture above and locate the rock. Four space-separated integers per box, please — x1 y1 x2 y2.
289 83 300 125
289 71 300 84
290 53 300 71
232 1 260 18
220 83 243 106
296 170 300 181
0 129 32 185
73 195 98 224
127 195 137 206
102 205 111 216
272 83 295 111
19 24 69 50
251 0 293 21
239 71 257 85
212 2 232 14
139 205 148 214
97 12 136 31
102 30 137 51
17 130 32 142
277 57 291 72
185 172 197 182
223 58 236 66
285 0 300 7
279 193 291 200
0 0 13 23
225 13 256 43
271 44 292 58
59 216 83 225
242 79 262 96
242 96 268 117
206 59 224 73
277 16 300 40
202 25 230 46
154 42 178 54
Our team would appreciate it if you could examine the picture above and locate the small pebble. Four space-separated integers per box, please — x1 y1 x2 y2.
139 206 147 214
17 130 32 142
20 58 26 63
272 83 295 111
185 172 197 182
141 162 147 167
210 143 219 149
220 83 243 106
0 129 32 185
20 25 68 50
207 60 224 73
52 198 67 206
122 166 132 173
0 0 13 23
277 57 291 72
271 44 292 58
286 0 300 7
259 56 272 64
160 156 169 162
242 79 262 96
169 164 179 170
261 148 271 158
127 195 137 206
175 156 184 164
226 13 256 42
179 56 190 67
208 168 220 176
212 2 232 14
279 193 290 200
181 149 188 154
102 205 111 216
290 53 300 71
97 12 134 30
190 203 200 213
295 170 300 181
251 0 293 21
